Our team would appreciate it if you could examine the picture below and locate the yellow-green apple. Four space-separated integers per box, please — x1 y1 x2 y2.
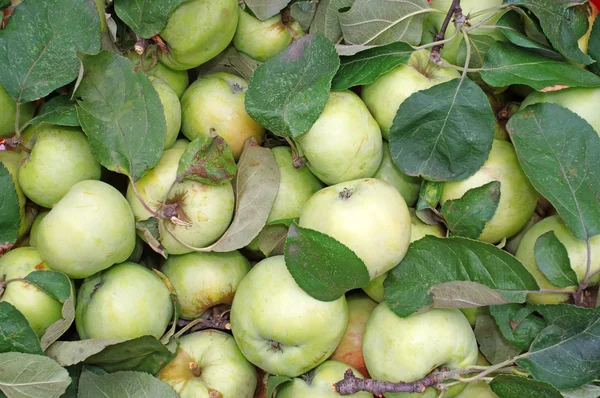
373 142 421 206
28 210 49 247
148 76 181 150
128 51 189 98
0 150 37 239
230 255 348 377
0 84 35 137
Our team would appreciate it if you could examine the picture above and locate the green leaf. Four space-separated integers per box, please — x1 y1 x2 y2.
310 0 355 43
29 96 79 127
0 352 70 398
151 269 180 345
46 339 127 367
75 51 165 181
114 0 184 39
489 304 547 351
490 375 563 398
495 10 561 59
0 0 10 9
24 270 71 303
0 0 101 102
474 308 523 364
196 47 261 82
0 162 20 246
338 0 429 46
290 1 318 31
0 302 42 355
561 384 600 398
175 136 236 185
40 285 75 351
415 180 443 225
480 42 600 91
534 231 579 288
441 181 501 239
245 34 340 138
284 223 370 302
429 281 513 308
456 33 496 69
135 218 167 259
244 0 290 20
77 367 178 398
266 374 293 398
384 236 539 317
389 78 495 181
588 12 600 76
258 224 289 257
331 42 413 90
506 103 600 240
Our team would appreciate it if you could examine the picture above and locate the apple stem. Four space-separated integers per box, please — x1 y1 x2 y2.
430 0 461 65
128 176 160 218
188 361 202 378
574 238 594 307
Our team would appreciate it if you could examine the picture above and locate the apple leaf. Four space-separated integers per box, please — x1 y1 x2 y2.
338 0 429 46
24 270 71 303
474 308 523 364
440 181 501 239
0 302 42 355
310 0 355 43
175 136 236 185
456 33 496 69
152 269 181 345
40 288 75 351
495 10 561 59
0 0 101 103
114 0 184 39
415 180 443 225
506 103 600 241
489 304 548 351
331 42 413 90
135 218 167 259
266 374 293 398
480 43 600 91
75 51 166 181
429 281 513 308
588 13 600 76
0 0 10 9
389 78 495 182
258 224 289 257
534 231 579 288
490 375 564 398
78 367 178 398
384 236 539 317
244 0 291 20
0 162 20 247
196 47 261 82
290 1 318 31
29 96 79 127
561 384 600 398
46 339 127 367
284 223 370 301
0 352 71 398
245 34 340 138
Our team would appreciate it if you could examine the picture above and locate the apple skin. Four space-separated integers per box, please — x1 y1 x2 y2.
0 150 37 239
373 142 421 206
0 84 35 138
36 180 136 279
128 52 189 98
75 262 173 340
516 215 600 305
148 76 181 150
233 8 294 62
181 72 266 159
161 251 251 319
159 0 239 71
361 50 460 139
17 124 102 208
440 139 539 244
300 178 411 281
277 360 373 398
0 247 63 337
29 210 49 247
158 330 257 398
230 255 348 377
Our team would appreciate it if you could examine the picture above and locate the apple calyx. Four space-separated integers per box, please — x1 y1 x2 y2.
269 339 284 352
339 188 354 200
158 193 192 226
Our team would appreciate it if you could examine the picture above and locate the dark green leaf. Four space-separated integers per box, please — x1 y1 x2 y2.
474 308 523 364
535 231 579 288
495 10 561 59
24 270 71 303
0 302 42 355
78 367 178 398
196 47 261 82
135 218 167 259
245 34 340 138
456 33 496 69
415 180 443 225
441 181 501 239
244 0 290 20
284 223 370 301
589 12 600 76
0 0 100 102
0 352 70 398
75 51 165 181
30 96 79 127
0 0 10 9
60 363 83 398
176 136 236 185
506 103 600 240
490 375 563 398
384 236 539 317
310 0 354 42
266 374 293 398
561 384 600 398
429 281 513 308
0 162 20 246
114 0 184 39
489 304 547 351
290 1 318 31
389 78 495 181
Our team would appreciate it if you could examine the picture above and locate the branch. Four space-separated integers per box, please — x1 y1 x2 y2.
430 0 461 65
334 369 453 395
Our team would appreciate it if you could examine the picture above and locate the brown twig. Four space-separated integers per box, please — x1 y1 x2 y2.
334 369 452 395
430 0 462 65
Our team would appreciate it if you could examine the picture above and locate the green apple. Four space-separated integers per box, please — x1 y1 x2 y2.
29 210 49 247
17 124 101 208
148 76 181 150
181 72 266 159
300 178 411 281
373 142 421 206
75 262 172 339
295 90 383 185
161 251 251 319
456 381 497 398
0 84 35 138
0 150 37 239
361 50 460 139
516 215 600 305
440 139 539 244
363 304 478 398
159 0 239 70
128 51 189 98
277 360 372 398
0 247 63 337
36 180 136 279
230 255 348 377
158 330 257 398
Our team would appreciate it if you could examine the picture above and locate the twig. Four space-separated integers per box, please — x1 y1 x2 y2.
430 0 461 65
334 369 453 395
173 309 231 339
574 239 594 306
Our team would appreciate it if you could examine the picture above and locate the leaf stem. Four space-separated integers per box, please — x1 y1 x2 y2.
467 4 509 20
13 101 20 141
128 176 158 218
460 30 471 79
413 32 459 51
455 354 528 383
361 8 440 45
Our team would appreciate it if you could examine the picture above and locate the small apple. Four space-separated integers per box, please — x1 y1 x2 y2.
161 251 251 320
181 72 266 159
0 83 35 138
36 180 136 279
230 255 348 377
159 0 239 70
440 139 539 244
516 215 600 305
300 178 411 281
158 330 257 398
0 150 37 239
361 50 460 139
17 124 102 208
373 142 421 206
148 76 181 150
75 262 173 340
0 247 63 337
128 51 190 98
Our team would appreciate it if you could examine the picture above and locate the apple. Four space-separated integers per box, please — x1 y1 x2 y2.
300 178 411 281
516 215 600 305
363 304 478 398
0 150 37 239
504 213 543 255
0 83 35 138
440 139 539 244
36 180 136 279
181 72 266 159
361 50 460 139
0 247 63 337
17 124 101 208
128 51 189 98
277 360 373 398
148 76 181 150
28 210 49 247
159 0 239 70
75 262 173 339
161 251 251 319
373 142 421 206
230 255 348 377
158 330 257 398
